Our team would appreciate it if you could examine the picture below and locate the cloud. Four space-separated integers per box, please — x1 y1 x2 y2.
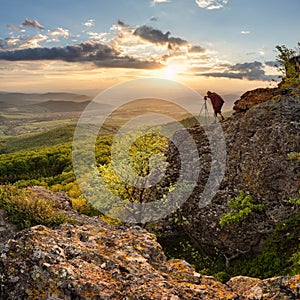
0 41 119 61
48 28 70 41
133 25 188 50
200 61 277 81
22 18 45 30
117 20 129 28
151 0 171 6
6 24 20 31
0 34 48 50
83 19 95 28
93 58 161 69
188 45 206 53
0 40 162 70
241 30 250 35
0 20 207 71
195 0 228 10
150 16 158 22
86 31 108 40
7 18 45 31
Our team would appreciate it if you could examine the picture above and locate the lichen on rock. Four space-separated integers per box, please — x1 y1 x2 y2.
0 187 299 299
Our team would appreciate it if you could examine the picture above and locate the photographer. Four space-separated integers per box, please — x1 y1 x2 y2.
204 91 225 121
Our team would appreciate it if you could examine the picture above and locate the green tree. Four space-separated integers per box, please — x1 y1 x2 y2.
275 43 300 88
98 127 169 223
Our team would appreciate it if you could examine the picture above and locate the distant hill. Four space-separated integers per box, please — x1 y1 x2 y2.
15 100 111 113
0 92 92 108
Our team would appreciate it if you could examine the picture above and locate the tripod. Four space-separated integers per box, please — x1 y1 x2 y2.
199 98 216 125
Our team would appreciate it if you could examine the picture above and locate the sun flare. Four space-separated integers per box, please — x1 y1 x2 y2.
163 65 176 79
163 63 187 80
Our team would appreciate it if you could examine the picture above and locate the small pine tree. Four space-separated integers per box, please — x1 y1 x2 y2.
220 191 264 226
275 43 300 88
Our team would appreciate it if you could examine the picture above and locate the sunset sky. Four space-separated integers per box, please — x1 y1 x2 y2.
0 0 299 96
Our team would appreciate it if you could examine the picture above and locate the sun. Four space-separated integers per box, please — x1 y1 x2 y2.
163 65 177 79
162 62 187 80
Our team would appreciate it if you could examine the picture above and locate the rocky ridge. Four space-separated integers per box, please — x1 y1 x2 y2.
163 87 300 259
0 187 299 299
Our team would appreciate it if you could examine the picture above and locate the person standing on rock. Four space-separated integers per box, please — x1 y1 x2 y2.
204 91 225 121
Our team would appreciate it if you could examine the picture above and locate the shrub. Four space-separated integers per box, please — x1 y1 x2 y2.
0 185 70 229
219 191 264 226
228 214 300 278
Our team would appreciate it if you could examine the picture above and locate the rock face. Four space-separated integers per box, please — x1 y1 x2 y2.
0 188 299 299
165 88 300 257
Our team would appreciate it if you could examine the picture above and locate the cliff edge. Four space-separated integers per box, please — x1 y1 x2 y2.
164 87 300 261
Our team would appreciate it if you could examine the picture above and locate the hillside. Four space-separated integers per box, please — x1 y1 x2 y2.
0 125 76 153
0 86 299 297
0 92 111 137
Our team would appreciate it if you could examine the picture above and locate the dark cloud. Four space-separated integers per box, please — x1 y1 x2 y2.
134 25 170 43
117 20 128 27
133 25 188 49
0 41 116 61
0 41 162 70
200 61 277 81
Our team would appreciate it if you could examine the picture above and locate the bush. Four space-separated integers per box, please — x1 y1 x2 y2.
0 185 70 229
220 191 264 226
71 196 103 217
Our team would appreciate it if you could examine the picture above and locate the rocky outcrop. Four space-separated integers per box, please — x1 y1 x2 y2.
164 88 300 258
0 188 299 299
233 87 277 112
0 223 235 299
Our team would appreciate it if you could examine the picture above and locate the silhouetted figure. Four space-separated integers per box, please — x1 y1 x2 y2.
204 91 225 121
